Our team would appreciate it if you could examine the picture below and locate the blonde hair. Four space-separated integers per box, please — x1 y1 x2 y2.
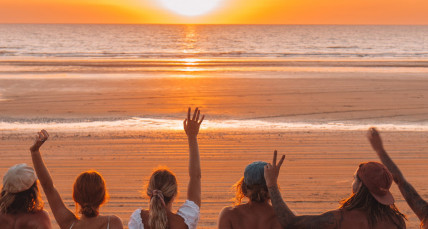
147 168 178 229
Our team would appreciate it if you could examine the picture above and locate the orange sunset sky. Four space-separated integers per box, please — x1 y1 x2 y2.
1 0 428 24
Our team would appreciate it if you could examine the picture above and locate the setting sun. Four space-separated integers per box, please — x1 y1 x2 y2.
159 0 222 16
1 0 428 24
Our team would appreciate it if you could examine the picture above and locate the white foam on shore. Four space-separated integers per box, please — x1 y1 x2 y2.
1 117 427 133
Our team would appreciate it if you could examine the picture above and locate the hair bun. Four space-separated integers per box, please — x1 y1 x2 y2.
80 204 98 217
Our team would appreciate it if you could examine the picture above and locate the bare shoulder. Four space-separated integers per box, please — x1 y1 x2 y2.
290 210 343 229
169 211 186 224
38 210 51 219
37 210 52 227
109 215 123 228
0 214 13 228
5 211 53 229
36 210 53 229
219 204 264 218
219 206 235 219
218 206 235 229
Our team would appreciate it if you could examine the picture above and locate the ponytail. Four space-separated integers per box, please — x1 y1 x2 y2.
148 190 168 229
146 168 178 229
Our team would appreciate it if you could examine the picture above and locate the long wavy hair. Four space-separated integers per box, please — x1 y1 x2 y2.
233 177 269 205
146 168 178 229
0 182 44 214
340 178 406 228
72 170 108 218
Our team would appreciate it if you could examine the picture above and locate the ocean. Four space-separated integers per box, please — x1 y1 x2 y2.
0 24 428 132
1 24 428 60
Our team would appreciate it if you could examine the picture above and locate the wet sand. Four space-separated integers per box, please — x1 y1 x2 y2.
1 130 427 228
1 71 428 125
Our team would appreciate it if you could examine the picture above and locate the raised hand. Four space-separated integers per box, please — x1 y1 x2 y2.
183 107 204 139
264 150 285 188
367 127 385 153
184 107 204 207
30 129 49 152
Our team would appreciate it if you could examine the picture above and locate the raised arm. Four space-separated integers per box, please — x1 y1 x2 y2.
264 151 340 229
264 150 293 227
183 107 204 207
367 127 428 223
30 130 77 229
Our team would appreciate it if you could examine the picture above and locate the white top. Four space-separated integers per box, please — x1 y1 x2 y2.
128 200 200 229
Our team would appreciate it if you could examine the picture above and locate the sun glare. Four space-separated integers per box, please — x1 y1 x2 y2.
159 0 222 16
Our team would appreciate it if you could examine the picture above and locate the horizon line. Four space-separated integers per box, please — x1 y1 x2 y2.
1 23 428 26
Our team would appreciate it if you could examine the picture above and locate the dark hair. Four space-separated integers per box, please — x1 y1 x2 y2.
0 182 44 214
147 168 178 229
233 177 269 205
72 170 108 217
340 181 406 228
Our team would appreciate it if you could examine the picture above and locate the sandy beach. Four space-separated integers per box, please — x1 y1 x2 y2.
1 64 428 125
1 66 428 228
1 130 427 228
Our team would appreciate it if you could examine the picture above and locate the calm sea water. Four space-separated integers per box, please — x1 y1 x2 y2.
1 24 428 59
1 24 428 130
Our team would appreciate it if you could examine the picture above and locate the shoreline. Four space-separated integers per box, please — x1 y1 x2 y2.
2 118 428 134
1 73 427 126
1 58 428 75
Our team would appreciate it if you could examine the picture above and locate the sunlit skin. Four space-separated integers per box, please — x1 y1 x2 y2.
1 0 428 24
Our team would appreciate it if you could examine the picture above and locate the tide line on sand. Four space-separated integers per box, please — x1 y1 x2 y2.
1 117 428 133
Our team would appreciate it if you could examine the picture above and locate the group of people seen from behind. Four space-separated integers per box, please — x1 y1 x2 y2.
1 108 427 229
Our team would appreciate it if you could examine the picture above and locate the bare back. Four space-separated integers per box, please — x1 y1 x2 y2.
339 209 405 229
287 209 405 229
218 202 282 229
67 215 122 229
0 211 51 229
140 209 188 229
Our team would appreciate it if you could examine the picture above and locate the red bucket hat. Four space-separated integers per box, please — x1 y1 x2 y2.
357 162 394 205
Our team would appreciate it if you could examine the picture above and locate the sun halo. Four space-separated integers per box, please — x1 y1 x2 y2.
159 0 222 16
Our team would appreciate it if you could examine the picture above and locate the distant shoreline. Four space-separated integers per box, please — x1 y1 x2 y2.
1 58 428 75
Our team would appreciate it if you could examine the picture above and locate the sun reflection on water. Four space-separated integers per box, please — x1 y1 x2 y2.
177 25 205 73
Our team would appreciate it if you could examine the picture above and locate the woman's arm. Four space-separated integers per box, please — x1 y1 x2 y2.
30 130 77 229
265 151 340 229
183 107 204 207
367 127 428 222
